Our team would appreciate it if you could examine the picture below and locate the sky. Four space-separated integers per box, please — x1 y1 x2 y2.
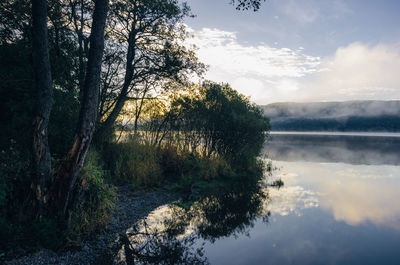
182 0 400 104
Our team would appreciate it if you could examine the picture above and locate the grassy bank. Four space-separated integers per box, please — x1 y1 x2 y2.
1 137 267 259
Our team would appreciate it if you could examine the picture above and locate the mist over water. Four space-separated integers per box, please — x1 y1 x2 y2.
206 134 400 265
262 101 400 120
265 133 400 165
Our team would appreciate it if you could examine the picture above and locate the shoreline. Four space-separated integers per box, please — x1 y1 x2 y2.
5 186 180 265
269 131 400 137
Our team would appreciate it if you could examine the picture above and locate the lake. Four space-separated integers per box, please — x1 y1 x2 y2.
120 133 400 265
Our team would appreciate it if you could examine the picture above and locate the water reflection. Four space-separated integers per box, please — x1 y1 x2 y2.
118 182 270 264
265 134 400 165
270 161 400 229
113 134 400 265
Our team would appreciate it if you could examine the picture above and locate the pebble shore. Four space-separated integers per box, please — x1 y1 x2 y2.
5 186 179 265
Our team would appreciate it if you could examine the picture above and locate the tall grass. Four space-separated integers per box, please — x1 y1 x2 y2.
104 136 163 188
102 135 263 194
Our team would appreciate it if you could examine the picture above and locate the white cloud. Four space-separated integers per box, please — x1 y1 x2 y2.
271 161 400 230
187 27 320 104
187 27 400 104
302 42 400 102
189 28 319 78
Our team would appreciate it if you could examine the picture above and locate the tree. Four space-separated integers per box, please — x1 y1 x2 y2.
154 82 270 166
21 0 110 220
47 0 109 219
24 0 203 219
231 0 265 11
93 0 204 144
5 0 266 225
31 0 54 219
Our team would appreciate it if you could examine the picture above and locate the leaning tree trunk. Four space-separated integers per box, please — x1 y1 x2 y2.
47 0 109 219
93 29 137 145
31 0 54 219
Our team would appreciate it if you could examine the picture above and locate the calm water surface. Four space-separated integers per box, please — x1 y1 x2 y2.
120 133 400 265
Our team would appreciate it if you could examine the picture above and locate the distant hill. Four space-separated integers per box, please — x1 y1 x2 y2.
260 101 400 132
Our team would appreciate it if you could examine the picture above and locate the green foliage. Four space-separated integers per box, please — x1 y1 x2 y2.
107 82 269 191
66 150 116 247
0 26 80 156
167 82 270 168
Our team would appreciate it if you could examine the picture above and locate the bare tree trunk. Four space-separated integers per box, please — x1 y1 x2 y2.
95 82 129 142
134 84 149 133
48 0 109 219
31 0 54 219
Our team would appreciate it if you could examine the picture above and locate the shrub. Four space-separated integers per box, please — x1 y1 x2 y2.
166 82 270 168
66 150 116 247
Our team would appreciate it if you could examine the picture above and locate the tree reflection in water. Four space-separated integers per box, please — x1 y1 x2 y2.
119 181 270 264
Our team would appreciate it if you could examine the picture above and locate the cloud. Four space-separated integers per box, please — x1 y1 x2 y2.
302 42 400 102
272 161 400 230
189 28 320 78
187 26 400 104
267 185 320 217
186 27 320 103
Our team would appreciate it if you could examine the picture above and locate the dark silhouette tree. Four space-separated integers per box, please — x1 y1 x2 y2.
231 0 265 11
94 0 204 144
31 0 54 219
48 0 109 219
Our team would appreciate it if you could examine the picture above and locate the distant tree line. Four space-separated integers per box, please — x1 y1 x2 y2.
270 116 400 132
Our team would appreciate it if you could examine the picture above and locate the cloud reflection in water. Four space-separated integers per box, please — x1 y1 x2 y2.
269 161 400 230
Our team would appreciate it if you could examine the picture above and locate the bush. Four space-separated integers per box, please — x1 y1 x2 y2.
166 82 270 168
66 150 116 247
